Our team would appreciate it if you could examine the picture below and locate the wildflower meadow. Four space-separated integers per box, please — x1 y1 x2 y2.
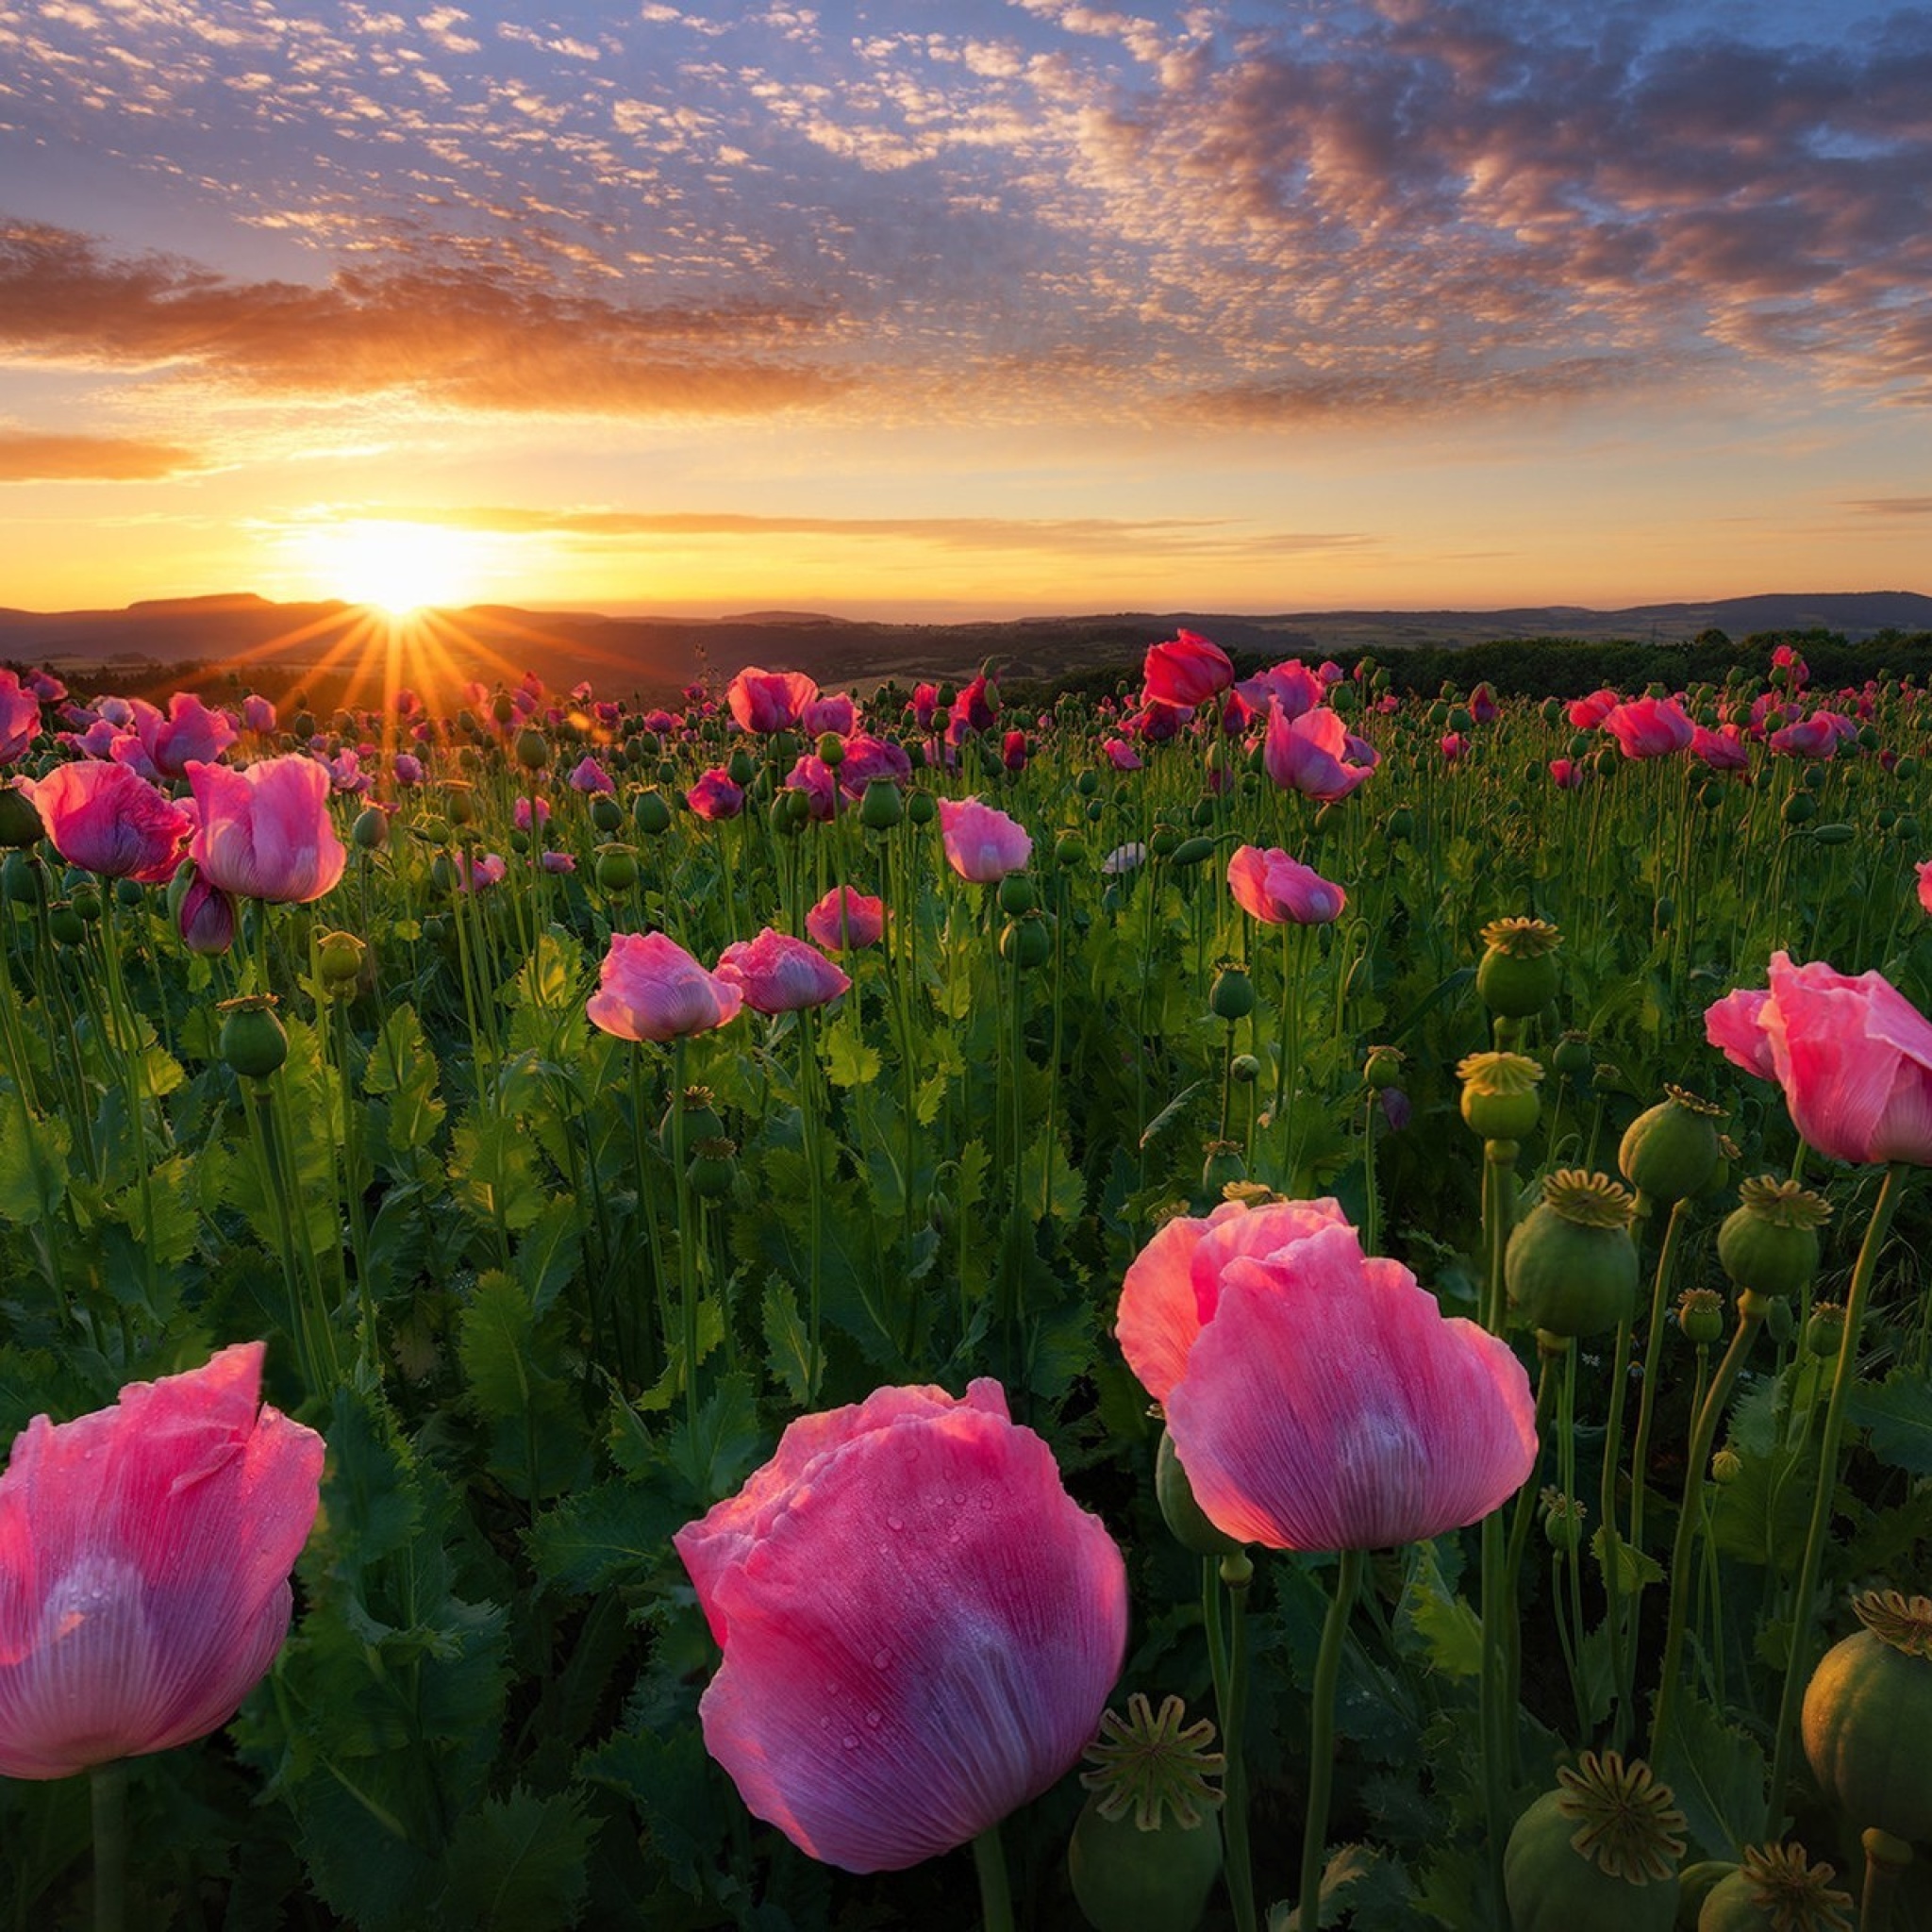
0 630 1929 1930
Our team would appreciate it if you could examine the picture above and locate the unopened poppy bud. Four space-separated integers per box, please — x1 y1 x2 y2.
906 789 936 825
218 994 289 1079
47 900 85 946
1200 1141 1246 1195
1000 912 1052 969
1710 1447 1743 1485
1055 832 1088 867
1363 1043 1403 1089
444 782 476 825
1156 1430 1243 1558
999 873 1037 916
688 1136 738 1201
1552 1030 1593 1078
351 804 389 851
71 883 102 923
317 929 366 988
0 786 42 848
658 1085 724 1158
1229 1052 1260 1085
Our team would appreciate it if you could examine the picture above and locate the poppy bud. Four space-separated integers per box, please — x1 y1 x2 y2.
351 804 390 852
633 789 673 836
593 843 639 892
1676 1288 1725 1347
1209 966 1255 1022
859 777 902 830
1619 1085 1724 1204
1506 1170 1639 1339
1155 1431 1242 1559
0 786 42 848
590 793 625 834
1457 1050 1543 1141
1476 916 1562 1018
999 874 1037 916
1718 1176 1829 1298
1000 913 1052 969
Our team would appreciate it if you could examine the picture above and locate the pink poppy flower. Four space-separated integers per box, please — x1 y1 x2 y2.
953 674 999 732
1918 859 1932 918
513 794 551 832
836 733 911 801
186 755 347 905
1602 696 1694 758
937 797 1031 882
455 851 507 891
175 869 237 957
1691 724 1751 771
568 755 614 794
1704 987 1777 1082
587 931 743 1042
806 887 886 951
1141 630 1234 709
1547 758 1586 790
1567 689 1622 730
391 753 424 787
1769 714 1841 759
0 671 41 764
803 692 858 738
1262 703 1374 801
1102 737 1142 771
1001 728 1028 772
910 682 939 731
1235 660 1325 724
674 1379 1126 1873
0 1342 324 1780
716 928 852 1013
32 760 192 882
132 692 239 779
541 850 575 874
1759 952 1932 1166
1227 844 1345 924
726 667 819 735
1120 1204 1536 1550
1440 731 1469 763
687 767 747 821
241 693 277 735
784 755 838 821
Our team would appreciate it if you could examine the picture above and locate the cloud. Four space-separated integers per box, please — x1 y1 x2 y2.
298 503 1372 560
0 221 850 416
1843 496 1932 517
0 430 203 481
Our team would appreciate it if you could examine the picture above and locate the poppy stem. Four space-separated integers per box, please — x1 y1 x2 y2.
91 1758 126 1932
1764 1160 1909 1839
1300 1546 1365 1932
970 1823 1014 1932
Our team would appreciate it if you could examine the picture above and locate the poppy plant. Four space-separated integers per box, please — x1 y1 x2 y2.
675 1379 1127 1874
587 931 744 1042
186 755 347 905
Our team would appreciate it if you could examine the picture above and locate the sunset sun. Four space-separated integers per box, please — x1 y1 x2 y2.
300 519 491 615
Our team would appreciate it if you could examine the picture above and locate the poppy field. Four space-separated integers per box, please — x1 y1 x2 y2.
1 633 1930 1930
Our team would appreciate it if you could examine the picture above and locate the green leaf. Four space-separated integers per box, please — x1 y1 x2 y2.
513 1194 583 1316
1591 1525 1664 1594
0 1108 68 1223
458 1271 535 1423
824 1024 881 1090
526 1478 684 1595
450 1112 545 1234
1849 1370 1932 1475
1652 1690 1768 1860
437 1788 593 1932
760 1274 814 1406
1139 1077 1207 1150
581 1727 721 1897
364 1003 446 1174
1710 1441 1814 1570
667 1371 763 1506
1397 1542 1483 1680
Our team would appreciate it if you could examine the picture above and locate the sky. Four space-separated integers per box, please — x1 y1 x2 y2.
2 0 1929 622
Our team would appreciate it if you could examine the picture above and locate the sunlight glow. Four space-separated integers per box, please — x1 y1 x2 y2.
297 519 494 615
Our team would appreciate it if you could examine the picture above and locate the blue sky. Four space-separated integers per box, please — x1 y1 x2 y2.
2 1 1928 617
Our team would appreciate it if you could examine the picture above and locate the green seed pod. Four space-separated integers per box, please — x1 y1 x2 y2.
514 727 549 772
1718 1176 1830 1297
999 913 1052 969
1208 966 1255 1022
1619 1086 1724 1203
70 884 102 924
906 789 936 825
688 1136 739 1202
998 874 1037 916
1458 1050 1543 1141
593 842 639 891
590 792 625 834
1802 1590 1932 1845
1694 1842 1851 1932
632 789 673 836
317 929 366 988
1149 824 1180 859
1 850 47 906
1804 1303 1844 1359
1552 1030 1593 1078
1229 1052 1260 1085
1541 1491 1588 1555
1068 1691 1224 1932
0 784 43 848
47 900 85 946
1475 916 1564 1017
1710 1448 1743 1485
218 995 289 1079
1156 1432 1242 1558
859 777 902 830
1363 1044 1404 1091
1169 834 1216 867
1782 791 1816 825
1055 832 1088 868
1677 1288 1725 1347
1503 1753 1685 1932
1200 1141 1246 1197
351 804 390 852
1506 1171 1641 1338
444 781 477 825
658 1085 724 1158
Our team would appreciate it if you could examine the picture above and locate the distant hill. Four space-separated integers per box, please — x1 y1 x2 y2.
4 590 1927 707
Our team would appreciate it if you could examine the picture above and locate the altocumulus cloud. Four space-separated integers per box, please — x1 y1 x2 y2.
0 1 1928 424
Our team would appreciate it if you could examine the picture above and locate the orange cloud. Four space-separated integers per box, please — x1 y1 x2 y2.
0 431 203 482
